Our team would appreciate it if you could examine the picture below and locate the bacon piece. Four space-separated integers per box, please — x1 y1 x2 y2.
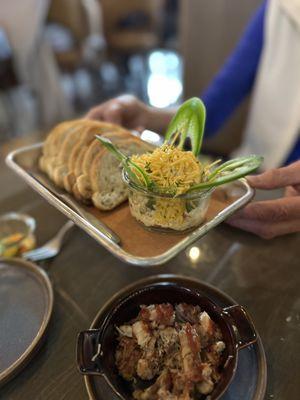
132 321 152 348
140 304 175 326
197 375 214 395
175 303 201 324
157 389 179 400
158 327 178 355
115 336 141 381
137 337 159 380
170 370 193 399
196 311 222 347
165 351 182 370
133 369 172 400
137 358 158 380
205 341 225 383
208 341 225 364
179 323 204 382
199 312 215 336
116 325 133 338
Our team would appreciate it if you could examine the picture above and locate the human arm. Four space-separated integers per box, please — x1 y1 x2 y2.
86 94 176 133
202 1 267 136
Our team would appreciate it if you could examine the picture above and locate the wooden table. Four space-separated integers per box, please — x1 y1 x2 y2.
0 136 299 400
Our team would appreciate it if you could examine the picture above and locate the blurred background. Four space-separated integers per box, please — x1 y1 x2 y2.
0 0 261 155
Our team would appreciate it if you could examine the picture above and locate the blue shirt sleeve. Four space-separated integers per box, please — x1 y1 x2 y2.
201 1 267 136
284 137 300 164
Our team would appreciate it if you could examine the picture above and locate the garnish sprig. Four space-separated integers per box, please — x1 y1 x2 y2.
164 97 206 156
188 155 264 191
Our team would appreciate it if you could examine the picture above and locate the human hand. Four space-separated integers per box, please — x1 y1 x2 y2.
226 160 300 239
86 94 175 133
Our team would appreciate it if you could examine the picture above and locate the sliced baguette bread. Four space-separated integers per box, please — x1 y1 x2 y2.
50 120 91 187
64 122 131 193
73 131 132 202
39 119 153 211
39 120 79 175
90 137 150 210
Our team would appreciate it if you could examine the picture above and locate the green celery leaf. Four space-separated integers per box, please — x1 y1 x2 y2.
165 97 206 156
188 155 263 191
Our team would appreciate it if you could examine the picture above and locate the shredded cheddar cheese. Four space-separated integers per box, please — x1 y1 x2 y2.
154 197 185 225
128 144 215 230
131 144 203 195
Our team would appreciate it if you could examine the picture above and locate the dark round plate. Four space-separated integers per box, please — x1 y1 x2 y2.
83 274 267 400
0 257 53 387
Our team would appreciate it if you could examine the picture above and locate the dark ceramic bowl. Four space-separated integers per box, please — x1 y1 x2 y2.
77 277 257 400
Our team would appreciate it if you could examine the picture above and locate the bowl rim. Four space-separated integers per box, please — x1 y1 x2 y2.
122 169 215 200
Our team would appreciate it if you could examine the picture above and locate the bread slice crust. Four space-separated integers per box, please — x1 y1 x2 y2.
39 119 153 211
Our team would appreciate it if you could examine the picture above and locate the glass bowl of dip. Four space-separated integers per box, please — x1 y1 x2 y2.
122 170 214 232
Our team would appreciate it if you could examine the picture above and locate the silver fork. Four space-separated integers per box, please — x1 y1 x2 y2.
22 220 75 262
